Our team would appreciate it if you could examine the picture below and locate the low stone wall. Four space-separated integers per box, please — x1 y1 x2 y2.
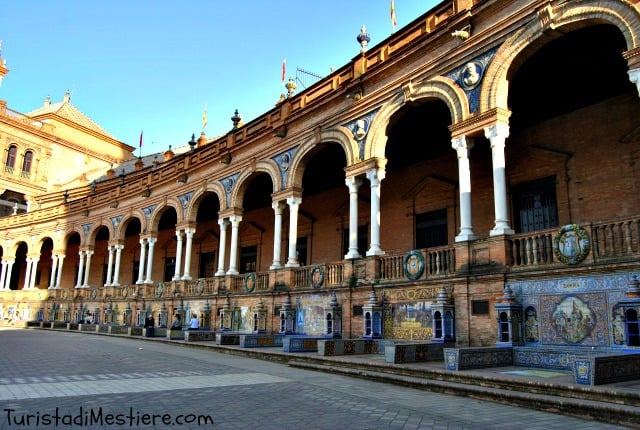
79 324 98 332
107 325 130 335
283 336 321 352
142 327 167 337
67 323 79 330
385 343 445 364
167 329 184 340
98 325 110 333
444 347 513 370
184 330 216 342
574 353 640 385
240 334 283 348
317 339 382 356
128 327 143 336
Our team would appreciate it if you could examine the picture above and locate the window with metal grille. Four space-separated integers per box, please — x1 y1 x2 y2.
512 177 558 233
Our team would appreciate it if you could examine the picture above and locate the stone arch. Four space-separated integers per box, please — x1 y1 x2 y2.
114 211 146 240
481 0 640 112
228 160 280 208
63 226 84 247
147 198 182 233
366 76 469 160
185 183 226 222
287 127 356 188
86 223 115 245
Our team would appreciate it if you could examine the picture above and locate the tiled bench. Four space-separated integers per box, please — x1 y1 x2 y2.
317 339 382 356
444 347 513 370
574 353 640 385
240 334 283 348
184 330 217 342
385 342 445 364
215 332 241 345
283 336 323 352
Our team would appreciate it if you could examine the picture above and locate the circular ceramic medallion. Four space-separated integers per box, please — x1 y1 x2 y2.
154 282 165 298
244 272 256 292
553 224 590 265
90 288 98 300
310 265 324 289
404 250 424 280
196 279 205 296
121 286 129 298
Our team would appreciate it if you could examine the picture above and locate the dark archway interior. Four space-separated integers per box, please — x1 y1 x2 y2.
509 24 633 129
385 99 452 171
158 209 178 231
243 173 273 211
196 193 220 222
302 144 347 196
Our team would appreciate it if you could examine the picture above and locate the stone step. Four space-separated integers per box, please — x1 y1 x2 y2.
288 360 640 429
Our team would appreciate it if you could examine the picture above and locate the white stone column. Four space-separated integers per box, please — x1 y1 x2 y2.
4 260 13 289
23 258 33 290
105 245 115 286
366 168 385 256
111 246 122 287
144 237 157 284
75 251 85 288
270 201 285 269
452 136 478 242
227 216 242 275
485 123 514 236
55 254 65 288
48 255 58 289
173 230 184 280
3 259 14 289
216 219 229 276
136 238 147 284
0 260 8 290
285 197 301 267
182 228 195 280
345 176 362 259
28 257 39 289
82 250 93 287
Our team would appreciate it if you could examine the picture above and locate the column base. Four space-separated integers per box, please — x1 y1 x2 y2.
490 226 515 236
344 250 361 259
181 276 192 281
365 248 385 257
226 270 239 275
214 271 226 277
269 263 283 270
455 233 479 242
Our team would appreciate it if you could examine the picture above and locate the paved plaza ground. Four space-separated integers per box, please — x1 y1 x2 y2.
0 328 631 429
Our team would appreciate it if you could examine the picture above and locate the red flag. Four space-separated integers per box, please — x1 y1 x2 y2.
139 130 143 148
390 0 397 29
281 58 286 83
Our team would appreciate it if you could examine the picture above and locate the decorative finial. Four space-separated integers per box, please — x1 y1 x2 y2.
63 90 71 103
231 109 242 129
357 25 371 53
285 77 297 98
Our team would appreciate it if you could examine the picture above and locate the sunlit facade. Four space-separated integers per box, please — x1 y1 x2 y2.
2 0 640 351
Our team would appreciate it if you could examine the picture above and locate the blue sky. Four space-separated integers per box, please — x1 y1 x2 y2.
1 0 439 156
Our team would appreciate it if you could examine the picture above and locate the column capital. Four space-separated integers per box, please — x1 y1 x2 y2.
345 176 363 191
286 196 302 207
272 200 286 213
484 122 510 143
451 135 474 156
628 68 640 97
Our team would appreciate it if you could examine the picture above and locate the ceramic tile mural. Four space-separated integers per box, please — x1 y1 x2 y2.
510 273 636 347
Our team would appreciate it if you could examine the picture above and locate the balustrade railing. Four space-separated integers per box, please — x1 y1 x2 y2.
509 216 640 269
378 246 456 282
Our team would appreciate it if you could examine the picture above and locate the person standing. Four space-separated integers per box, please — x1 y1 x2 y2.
189 313 199 330
145 314 155 337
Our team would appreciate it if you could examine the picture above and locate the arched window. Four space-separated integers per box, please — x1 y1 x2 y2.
5 145 17 173
22 150 33 178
